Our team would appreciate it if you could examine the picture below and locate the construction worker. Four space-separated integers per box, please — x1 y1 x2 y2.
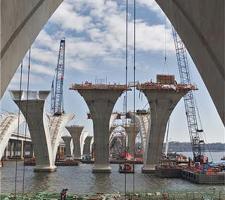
60 188 68 200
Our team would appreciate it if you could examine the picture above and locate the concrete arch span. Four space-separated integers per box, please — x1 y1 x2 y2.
0 113 25 161
49 113 75 163
1 0 224 126
0 0 63 98
155 0 225 125
129 111 150 150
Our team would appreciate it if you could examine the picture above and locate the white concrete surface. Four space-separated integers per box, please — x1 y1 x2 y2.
1 0 63 98
0 113 25 161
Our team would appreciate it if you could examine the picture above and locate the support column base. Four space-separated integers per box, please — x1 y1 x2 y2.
34 165 56 172
73 157 81 161
92 165 111 173
142 165 156 174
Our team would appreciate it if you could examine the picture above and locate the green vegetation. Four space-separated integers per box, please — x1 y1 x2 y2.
1 191 225 200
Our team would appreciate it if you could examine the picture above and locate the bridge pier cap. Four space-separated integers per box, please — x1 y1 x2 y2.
70 83 130 173
10 90 50 101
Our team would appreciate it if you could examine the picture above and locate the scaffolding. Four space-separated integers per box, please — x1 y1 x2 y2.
70 82 130 91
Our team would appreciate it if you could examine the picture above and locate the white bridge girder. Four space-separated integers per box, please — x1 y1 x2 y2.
0 113 25 160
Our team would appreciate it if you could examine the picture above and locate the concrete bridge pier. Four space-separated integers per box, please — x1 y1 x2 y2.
71 84 128 173
124 124 139 155
62 136 72 158
10 90 56 172
66 125 84 160
137 82 193 173
83 136 93 156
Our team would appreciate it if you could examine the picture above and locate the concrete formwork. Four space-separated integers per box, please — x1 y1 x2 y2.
71 84 127 173
66 125 84 160
62 136 72 158
137 84 193 173
83 136 93 156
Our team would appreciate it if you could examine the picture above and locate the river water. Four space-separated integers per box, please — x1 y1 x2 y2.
0 152 224 194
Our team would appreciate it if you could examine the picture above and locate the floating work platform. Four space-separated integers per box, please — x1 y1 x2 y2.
181 169 225 184
155 167 225 184
55 159 79 166
24 158 79 166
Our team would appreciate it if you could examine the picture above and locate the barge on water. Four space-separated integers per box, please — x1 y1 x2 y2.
155 165 225 184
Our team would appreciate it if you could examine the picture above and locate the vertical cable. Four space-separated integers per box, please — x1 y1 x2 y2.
22 48 31 195
14 62 23 198
164 16 168 75
124 0 128 197
132 0 136 194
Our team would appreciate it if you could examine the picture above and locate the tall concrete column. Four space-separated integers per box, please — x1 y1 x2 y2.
66 125 84 160
20 140 24 159
70 84 128 173
10 90 56 172
137 82 194 173
83 136 93 156
5 143 9 159
124 124 139 155
62 136 72 158
13 141 16 157
30 143 34 158
9 140 13 158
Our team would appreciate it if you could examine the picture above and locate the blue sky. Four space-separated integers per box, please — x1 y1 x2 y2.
1 0 224 143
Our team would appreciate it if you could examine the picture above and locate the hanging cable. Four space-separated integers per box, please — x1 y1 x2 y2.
14 62 24 198
164 16 168 75
194 96 213 162
124 0 129 197
22 48 31 195
132 0 136 194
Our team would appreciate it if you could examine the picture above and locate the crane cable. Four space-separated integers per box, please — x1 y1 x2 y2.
124 0 128 197
164 16 168 74
22 48 31 195
194 96 213 162
14 61 23 198
132 0 136 194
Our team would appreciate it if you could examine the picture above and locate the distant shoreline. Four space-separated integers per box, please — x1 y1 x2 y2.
162 142 225 152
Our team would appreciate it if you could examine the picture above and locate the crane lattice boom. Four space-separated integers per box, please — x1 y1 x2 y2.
172 29 205 162
51 39 65 115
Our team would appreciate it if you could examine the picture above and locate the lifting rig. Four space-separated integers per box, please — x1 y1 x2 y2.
172 29 207 164
51 39 65 116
